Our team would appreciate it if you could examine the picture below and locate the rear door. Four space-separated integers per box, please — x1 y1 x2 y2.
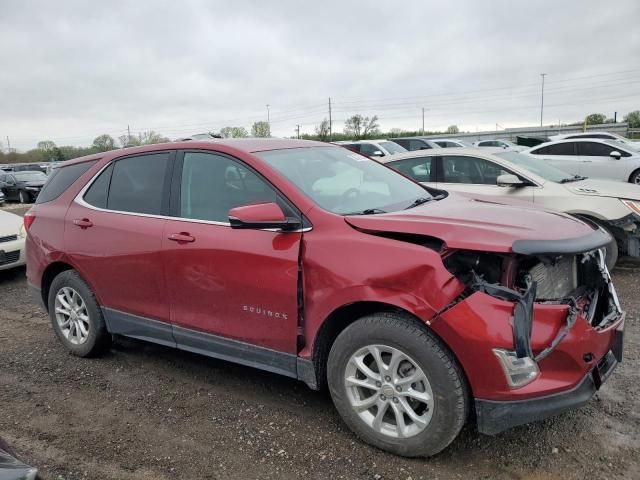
65 151 175 344
162 150 302 357
436 155 534 202
576 141 632 181
528 142 581 175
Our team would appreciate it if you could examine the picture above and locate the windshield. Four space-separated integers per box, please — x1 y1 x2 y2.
14 171 48 182
257 146 430 215
380 141 407 154
495 151 576 183
607 139 639 152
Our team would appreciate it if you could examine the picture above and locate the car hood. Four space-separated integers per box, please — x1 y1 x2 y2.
344 193 595 253
562 179 640 200
0 210 22 237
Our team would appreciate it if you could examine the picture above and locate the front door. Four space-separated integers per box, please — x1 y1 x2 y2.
163 151 302 357
576 141 632 181
436 155 534 203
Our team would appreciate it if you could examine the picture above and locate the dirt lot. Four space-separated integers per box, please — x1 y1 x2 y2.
0 205 638 480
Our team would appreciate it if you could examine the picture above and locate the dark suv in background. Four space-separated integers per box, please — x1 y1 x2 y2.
0 170 48 203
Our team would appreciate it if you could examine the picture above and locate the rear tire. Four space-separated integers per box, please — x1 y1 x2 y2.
629 169 640 185
48 270 111 357
327 312 468 457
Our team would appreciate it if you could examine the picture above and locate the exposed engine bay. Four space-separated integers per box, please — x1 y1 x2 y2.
442 247 623 362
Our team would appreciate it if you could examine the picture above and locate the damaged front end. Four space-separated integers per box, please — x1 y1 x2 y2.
434 227 626 434
441 228 623 388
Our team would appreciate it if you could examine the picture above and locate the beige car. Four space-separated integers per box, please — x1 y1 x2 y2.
382 148 640 268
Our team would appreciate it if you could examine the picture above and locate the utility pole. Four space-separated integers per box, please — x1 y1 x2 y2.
266 104 270 126
614 111 617 123
539 73 546 127
328 97 333 141
421 107 425 135
295 124 301 139
127 125 131 145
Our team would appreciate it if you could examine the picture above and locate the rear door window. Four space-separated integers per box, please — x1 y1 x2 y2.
83 164 114 209
531 142 576 155
35 160 97 204
107 153 171 215
389 157 433 182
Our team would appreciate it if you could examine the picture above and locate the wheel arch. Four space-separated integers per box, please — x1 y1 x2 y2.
40 261 75 311
307 301 470 393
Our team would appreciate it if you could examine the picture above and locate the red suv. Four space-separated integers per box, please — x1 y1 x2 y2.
26 139 624 457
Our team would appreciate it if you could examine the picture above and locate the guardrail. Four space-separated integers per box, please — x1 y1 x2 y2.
420 123 631 142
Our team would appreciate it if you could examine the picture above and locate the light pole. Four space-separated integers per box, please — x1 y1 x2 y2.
421 107 430 135
539 73 546 127
266 104 270 126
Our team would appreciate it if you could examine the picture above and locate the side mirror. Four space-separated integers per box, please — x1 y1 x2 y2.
228 202 301 231
610 151 622 160
370 150 384 157
497 174 525 187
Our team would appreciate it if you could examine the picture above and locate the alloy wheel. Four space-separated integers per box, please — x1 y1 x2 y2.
54 287 90 345
344 344 434 438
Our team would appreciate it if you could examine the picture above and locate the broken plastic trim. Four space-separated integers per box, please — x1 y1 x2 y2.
471 272 536 360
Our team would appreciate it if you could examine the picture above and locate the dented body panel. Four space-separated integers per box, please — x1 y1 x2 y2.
432 291 623 401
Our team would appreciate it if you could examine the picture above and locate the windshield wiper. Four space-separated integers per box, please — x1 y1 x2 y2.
404 197 433 210
346 208 387 215
560 175 588 183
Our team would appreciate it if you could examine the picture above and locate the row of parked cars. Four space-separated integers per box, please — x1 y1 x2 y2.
0 132 622 459
334 132 640 267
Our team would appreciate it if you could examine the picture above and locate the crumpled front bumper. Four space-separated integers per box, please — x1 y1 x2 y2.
475 318 624 435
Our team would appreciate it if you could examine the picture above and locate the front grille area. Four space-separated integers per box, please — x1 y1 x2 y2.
529 256 578 300
0 250 20 266
0 234 18 243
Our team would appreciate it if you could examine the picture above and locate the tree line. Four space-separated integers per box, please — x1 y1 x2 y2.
2 111 639 165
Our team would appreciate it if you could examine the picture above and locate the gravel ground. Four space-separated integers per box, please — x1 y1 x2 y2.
0 204 638 480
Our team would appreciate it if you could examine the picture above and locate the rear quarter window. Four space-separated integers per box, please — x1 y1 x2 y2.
35 161 97 204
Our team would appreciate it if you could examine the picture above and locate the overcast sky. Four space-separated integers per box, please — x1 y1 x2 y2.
1 0 639 151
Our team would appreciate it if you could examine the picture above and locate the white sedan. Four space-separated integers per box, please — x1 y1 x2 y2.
0 209 26 271
522 138 640 184
383 148 640 268
548 131 640 150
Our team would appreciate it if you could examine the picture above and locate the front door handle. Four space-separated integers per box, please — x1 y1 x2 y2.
73 218 93 228
167 232 195 243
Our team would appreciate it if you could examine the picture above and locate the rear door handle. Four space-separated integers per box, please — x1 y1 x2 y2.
167 232 195 243
73 218 93 228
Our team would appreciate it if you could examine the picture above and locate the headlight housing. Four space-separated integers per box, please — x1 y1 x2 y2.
621 199 640 216
18 223 27 239
493 349 540 388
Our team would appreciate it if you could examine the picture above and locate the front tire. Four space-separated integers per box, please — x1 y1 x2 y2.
629 169 640 185
48 270 111 357
327 312 468 457
18 190 29 204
